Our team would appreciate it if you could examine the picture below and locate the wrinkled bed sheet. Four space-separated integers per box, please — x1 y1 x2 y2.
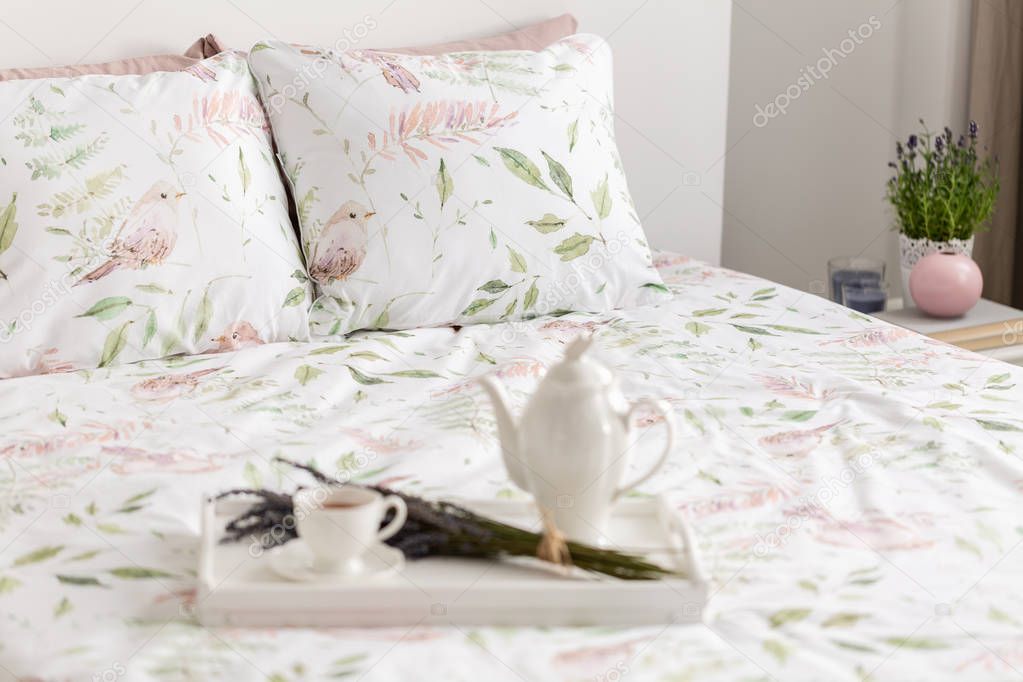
2 252 1023 681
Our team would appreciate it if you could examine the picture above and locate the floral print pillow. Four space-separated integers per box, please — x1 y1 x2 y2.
248 35 667 336
0 52 312 378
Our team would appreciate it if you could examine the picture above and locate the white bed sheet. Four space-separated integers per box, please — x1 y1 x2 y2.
2 253 1022 681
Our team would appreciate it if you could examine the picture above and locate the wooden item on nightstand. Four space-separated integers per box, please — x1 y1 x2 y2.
874 299 1023 366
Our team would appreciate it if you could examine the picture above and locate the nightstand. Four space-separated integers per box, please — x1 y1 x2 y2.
875 299 1023 365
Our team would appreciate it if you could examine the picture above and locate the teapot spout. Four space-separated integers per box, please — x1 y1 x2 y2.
476 375 530 491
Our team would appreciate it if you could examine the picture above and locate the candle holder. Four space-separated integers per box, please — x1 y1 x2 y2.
841 280 889 314
827 257 886 304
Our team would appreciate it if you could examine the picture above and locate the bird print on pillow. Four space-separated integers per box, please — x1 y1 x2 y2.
309 200 374 283
209 321 264 353
75 180 184 285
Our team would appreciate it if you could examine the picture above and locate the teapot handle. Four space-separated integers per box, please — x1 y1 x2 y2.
614 399 676 501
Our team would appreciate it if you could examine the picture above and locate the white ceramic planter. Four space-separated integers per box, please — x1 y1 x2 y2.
899 234 974 305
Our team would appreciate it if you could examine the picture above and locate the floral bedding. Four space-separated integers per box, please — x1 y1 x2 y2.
2 252 1022 681
0 51 311 379
249 34 665 337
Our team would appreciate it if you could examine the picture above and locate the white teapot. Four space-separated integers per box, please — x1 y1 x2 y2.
478 335 676 545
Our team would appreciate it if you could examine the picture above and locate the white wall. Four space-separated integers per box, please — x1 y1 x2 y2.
723 0 972 296
0 0 731 263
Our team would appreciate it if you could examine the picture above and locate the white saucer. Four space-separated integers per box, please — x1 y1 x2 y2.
268 540 405 583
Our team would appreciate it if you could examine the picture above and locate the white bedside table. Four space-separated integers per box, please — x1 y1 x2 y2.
871 300 1023 366
875 299 1023 366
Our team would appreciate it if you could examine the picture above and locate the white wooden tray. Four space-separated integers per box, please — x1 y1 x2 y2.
196 495 709 627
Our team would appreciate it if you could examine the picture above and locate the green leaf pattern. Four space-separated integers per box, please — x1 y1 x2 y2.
247 36 666 335
0 193 18 279
0 52 311 374
0 254 1022 678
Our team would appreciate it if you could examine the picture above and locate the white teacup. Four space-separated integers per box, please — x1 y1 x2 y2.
294 487 408 574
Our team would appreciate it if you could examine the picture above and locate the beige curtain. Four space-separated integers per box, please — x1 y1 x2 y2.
969 0 1023 305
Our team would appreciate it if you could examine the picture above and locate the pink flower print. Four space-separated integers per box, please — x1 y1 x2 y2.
102 445 232 474
370 53 421 93
22 347 75 376
537 319 605 341
0 419 150 460
185 63 217 82
557 37 597 62
337 427 423 456
757 374 836 401
652 253 691 269
336 50 422 92
431 359 546 398
494 359 547 381
758 421 842 458
957 645 1023 674
172 90 270 148
826 327 914 348
130 367 222 403
679 480 799 519
367 100 517 167
812 510 935 551
553 637 650 678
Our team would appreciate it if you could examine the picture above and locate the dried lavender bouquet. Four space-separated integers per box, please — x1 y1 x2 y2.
217 457 678 581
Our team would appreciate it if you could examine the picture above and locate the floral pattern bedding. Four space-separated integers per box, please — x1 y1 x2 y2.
248 34 665 337
2 253 1022 681
0 51 311 379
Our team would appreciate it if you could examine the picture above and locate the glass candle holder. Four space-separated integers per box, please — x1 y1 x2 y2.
842 280 889 314
827 257 886 304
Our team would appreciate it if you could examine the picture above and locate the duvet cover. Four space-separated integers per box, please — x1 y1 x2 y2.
2 253 1022 681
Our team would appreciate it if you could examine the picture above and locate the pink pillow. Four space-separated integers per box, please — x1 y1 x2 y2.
0 34 224 81
381 14 577 54
0 15 572 82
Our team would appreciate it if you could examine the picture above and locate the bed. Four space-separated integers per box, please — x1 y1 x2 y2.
3 252 1021 680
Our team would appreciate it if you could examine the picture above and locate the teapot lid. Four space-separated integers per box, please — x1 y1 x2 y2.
544 335 614 387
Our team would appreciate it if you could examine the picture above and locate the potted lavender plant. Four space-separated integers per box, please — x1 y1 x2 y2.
887 120 999 298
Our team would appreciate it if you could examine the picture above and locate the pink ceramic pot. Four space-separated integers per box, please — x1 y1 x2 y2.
909 252 983 318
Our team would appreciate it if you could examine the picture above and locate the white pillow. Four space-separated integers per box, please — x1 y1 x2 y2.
0 52 312 377
248 35 666 336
